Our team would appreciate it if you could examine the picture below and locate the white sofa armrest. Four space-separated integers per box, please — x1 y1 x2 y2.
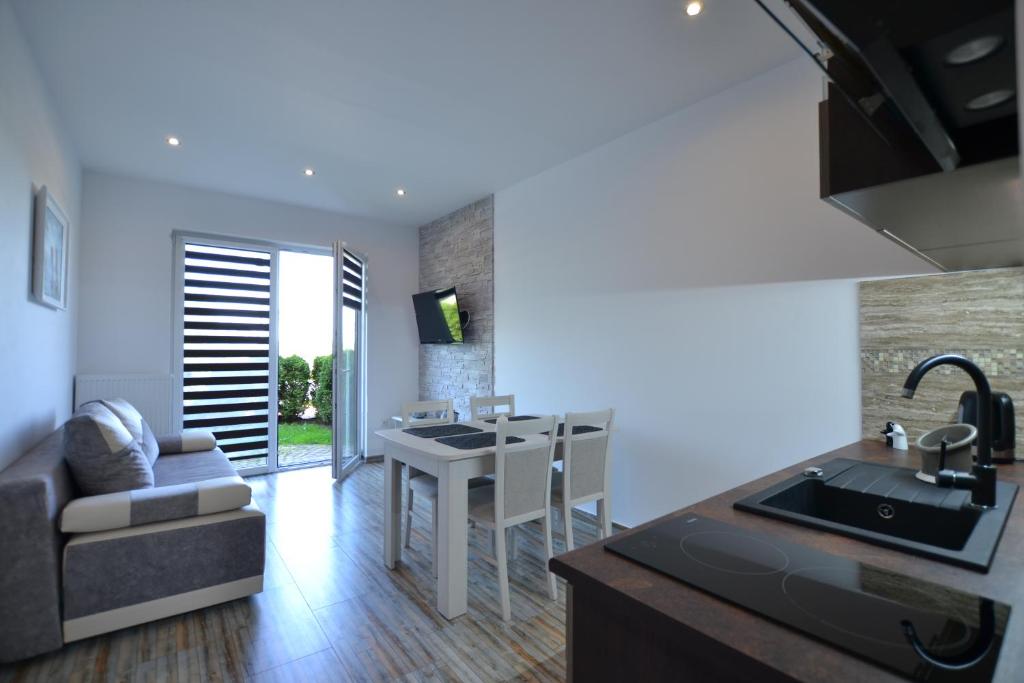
61 476 251 533
156 429 217 454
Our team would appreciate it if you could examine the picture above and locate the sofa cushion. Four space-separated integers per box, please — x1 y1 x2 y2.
60 476 252 533
100 398 159 466
64 403 154 496
153 448 237 487
157 430 217 455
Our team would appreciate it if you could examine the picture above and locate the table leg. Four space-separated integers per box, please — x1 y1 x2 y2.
597 498 613 539
436 459 469 619
383 449 403 569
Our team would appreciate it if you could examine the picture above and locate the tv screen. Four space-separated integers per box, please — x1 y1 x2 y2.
412 287 464 344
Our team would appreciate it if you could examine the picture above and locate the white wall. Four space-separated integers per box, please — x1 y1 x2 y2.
0 0 81 471
78 171 419 455
494 59 933 527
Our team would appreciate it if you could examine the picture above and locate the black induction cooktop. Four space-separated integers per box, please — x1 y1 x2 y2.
605 515 1010 681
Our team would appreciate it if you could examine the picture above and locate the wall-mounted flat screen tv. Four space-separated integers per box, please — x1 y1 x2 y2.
412 287 464 344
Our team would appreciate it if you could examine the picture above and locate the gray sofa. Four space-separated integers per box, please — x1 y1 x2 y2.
0 410 265 663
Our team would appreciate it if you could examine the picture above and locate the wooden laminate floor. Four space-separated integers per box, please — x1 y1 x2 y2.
1 462 602 682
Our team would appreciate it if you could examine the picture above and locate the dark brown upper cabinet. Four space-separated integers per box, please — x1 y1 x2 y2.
778 0 1022 270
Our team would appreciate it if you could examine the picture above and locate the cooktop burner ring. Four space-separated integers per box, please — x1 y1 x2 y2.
679 530 790 576
781 566 974 651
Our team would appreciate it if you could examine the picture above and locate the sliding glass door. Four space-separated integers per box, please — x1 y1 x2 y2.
173 233 366 477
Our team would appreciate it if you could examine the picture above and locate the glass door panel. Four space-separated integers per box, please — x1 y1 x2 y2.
333 243 365 478
179 241 274 472
276 250 334 469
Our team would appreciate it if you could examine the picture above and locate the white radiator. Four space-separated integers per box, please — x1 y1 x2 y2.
74 374 175 435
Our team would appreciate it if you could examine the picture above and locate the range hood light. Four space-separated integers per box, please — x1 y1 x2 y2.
945 35 1004 66
965 89 1015 111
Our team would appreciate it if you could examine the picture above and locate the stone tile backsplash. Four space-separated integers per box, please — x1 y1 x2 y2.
860 268 1023 457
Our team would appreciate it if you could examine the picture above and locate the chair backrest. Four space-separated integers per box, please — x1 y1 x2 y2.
401 399 454 427
562 409 614 504
469 394 516 420
493 415 557 524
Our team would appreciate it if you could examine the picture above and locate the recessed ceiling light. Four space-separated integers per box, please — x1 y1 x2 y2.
685 1 703 17
304 168 315 177
965 89 1015 111
166 136 181 147
945 35 1003 66
395 188 407 197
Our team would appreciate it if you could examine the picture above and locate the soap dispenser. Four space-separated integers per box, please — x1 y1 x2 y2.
881 421 908 450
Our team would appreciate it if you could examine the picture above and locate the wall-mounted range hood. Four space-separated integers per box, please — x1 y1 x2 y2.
765 0 1022 270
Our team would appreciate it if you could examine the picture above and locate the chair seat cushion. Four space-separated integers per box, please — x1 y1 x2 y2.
409 473 439 497
467 484 496 523
409 473 494 500
550 469 564 503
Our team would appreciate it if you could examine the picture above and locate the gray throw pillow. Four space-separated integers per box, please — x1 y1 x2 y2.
100 398 159 466
99 398 144 442
64 402 154 495
139 419 159 466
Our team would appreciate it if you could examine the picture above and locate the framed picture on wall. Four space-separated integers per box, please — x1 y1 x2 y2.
32 185 70 310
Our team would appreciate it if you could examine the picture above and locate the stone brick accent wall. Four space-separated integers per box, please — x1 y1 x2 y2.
418 196 494 419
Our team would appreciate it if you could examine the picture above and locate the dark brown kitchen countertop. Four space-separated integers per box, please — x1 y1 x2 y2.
549 440 1024 682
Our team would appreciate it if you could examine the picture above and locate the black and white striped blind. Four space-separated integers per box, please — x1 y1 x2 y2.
182 243 272 469
342 249 363 309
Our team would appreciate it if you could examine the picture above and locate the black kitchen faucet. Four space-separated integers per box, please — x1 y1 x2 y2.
902 354 998 509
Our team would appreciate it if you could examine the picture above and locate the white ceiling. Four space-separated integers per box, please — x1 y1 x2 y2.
12 0 800 226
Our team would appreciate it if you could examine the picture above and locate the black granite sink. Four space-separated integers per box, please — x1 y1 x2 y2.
734 458 1018 572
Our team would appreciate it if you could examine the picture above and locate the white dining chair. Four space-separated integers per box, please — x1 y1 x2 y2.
467 415 558 621
469 394 516 421
400 400 490 575
400 399 454 428
551 409 615 552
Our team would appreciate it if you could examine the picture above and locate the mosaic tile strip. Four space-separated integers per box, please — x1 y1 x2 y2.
861 349 1024 378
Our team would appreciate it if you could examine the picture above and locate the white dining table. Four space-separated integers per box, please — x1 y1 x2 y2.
375 418 607 619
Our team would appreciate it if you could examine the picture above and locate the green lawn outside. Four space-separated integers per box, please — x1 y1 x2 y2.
278 421 332 445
